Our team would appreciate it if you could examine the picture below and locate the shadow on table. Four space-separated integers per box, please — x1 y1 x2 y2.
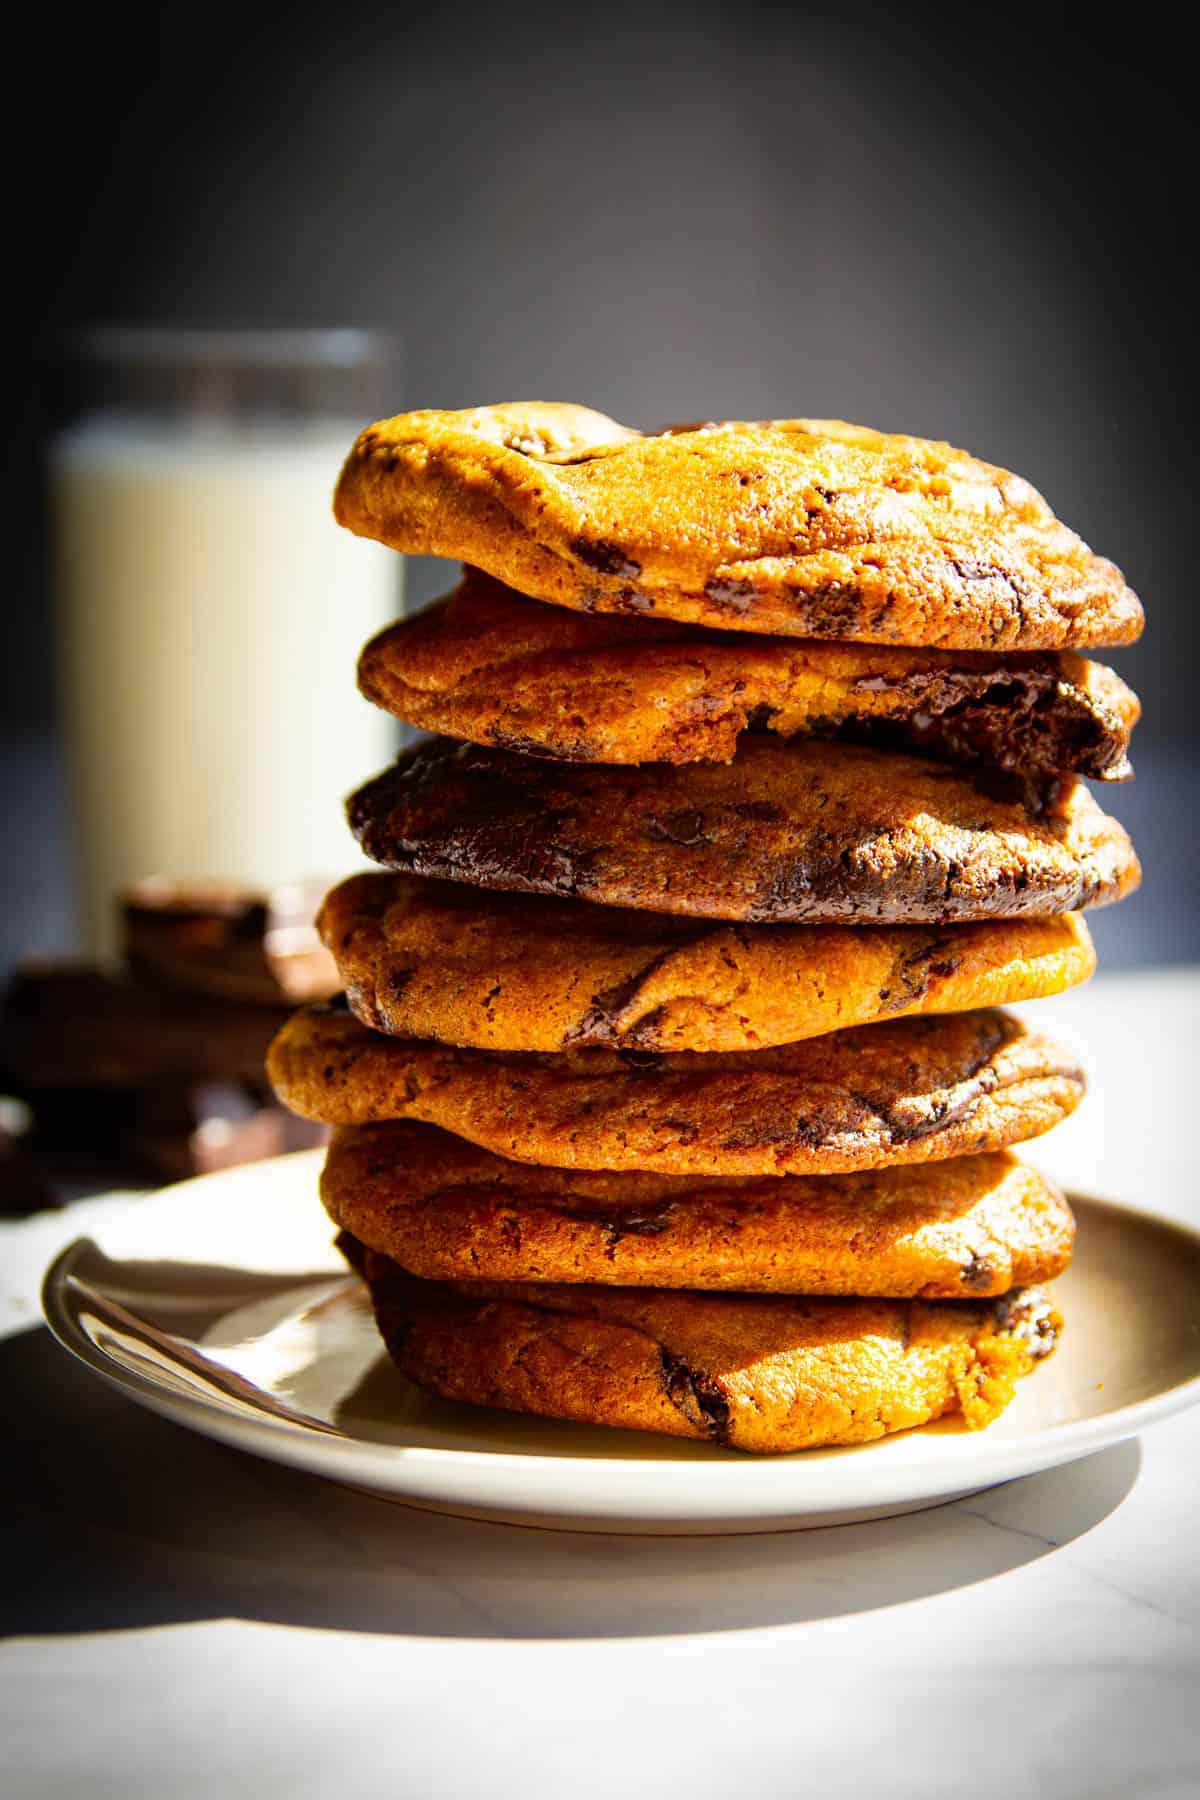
2 1325 1140 1642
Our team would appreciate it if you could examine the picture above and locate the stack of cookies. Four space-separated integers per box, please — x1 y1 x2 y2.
268 405 1143 1455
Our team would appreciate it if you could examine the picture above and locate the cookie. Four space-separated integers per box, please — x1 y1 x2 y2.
322 1123 1074 1296
345 1237 1062 1451
359 571 1138 778
347 736 1140 925
268 1005 1084 1176
333 404 1143 649
320 873 1096 1053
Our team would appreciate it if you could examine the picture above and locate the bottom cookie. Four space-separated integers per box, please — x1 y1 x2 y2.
343 1235 1061 1454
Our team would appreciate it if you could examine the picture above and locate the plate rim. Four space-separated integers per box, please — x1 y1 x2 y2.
38 1156 1200 1517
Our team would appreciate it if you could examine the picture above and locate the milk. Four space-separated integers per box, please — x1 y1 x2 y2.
52 415 400 963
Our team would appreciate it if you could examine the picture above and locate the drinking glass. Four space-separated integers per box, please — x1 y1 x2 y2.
50 327 401 962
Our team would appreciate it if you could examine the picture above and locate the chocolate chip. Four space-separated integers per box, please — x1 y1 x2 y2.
961 1253 995 1291
745 702 780 732
562 945 700 1047
645 808 709 846
704 576 756 612
571 537 642 579
659 1347 732 1440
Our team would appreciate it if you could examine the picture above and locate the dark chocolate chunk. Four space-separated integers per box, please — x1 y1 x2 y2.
659 1346 733 1440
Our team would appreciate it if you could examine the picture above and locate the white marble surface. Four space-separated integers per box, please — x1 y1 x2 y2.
3 968 1199 1799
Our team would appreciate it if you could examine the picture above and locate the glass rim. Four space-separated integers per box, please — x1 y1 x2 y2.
60 325 396 372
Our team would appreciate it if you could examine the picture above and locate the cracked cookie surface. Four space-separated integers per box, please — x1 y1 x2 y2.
320 873 1096 1053
334 403 1142 649
360 570 1139 776
347 736 1140 925
345 1234 1062 1451
323 1123 1074 1296
268 1004 1084 1176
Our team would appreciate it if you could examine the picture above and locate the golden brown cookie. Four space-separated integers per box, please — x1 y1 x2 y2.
323 1123 1074 1297
334 404 1142 649
320 873 1096 1053
345 1237 1062 1451
360 571 1139 777
269 1004 1084 1176
347 737 1140 925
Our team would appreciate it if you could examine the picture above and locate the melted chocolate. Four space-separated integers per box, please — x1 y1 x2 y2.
837 665 1130 780
659 1347 733 1440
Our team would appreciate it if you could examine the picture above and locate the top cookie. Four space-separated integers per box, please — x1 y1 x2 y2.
334 404 1144 650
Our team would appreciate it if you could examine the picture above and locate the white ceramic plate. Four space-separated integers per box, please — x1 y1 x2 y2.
42 1149 1200 1534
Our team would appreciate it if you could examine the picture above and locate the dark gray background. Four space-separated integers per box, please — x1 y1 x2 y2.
5 2 1196 970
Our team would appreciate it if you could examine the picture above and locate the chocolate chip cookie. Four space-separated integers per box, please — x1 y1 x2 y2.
269 1004 1084 1175
320 873 1096 1053
334 404 1142 648
347 736 1140 925
360 570 1138 776
323 1123 1074 1296
345 1235 1062 1451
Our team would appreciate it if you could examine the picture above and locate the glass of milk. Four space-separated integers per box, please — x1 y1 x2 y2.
50 328 401 964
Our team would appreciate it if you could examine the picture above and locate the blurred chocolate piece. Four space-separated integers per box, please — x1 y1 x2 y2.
129 1080 328 1183
0 960 288 1088
187 1080 286 1174
0 1074 327 1204
122 877 339 1006
0 881 338 1206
